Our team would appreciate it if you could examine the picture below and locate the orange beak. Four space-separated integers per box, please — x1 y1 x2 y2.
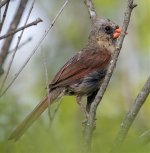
113 28 128 39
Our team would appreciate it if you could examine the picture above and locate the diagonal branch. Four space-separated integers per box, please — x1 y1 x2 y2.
110 76 150 153
8 37 32 53
0 0 69 97
41 49 52 121
83 0 137 153
0 0 10 33
0 0 35 95
0 0 29 76
0 0 10 8
0 18 42 40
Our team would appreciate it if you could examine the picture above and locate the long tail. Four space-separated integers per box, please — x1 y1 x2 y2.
9 88 63 141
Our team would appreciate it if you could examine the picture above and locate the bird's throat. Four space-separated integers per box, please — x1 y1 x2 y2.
97 39 116 54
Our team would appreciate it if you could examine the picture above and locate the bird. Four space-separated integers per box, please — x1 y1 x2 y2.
9 17 123 141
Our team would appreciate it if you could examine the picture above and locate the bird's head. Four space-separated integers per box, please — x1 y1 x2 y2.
88 18 124 48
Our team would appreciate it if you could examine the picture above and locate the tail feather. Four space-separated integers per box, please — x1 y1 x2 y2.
9 88 63 141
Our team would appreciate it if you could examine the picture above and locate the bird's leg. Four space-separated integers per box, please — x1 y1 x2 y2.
76 96 89 119
83 89 99 127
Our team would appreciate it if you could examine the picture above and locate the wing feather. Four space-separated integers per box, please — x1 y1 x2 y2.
50 48 111 88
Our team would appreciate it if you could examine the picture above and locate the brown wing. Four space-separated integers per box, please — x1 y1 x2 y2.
50 48 111 88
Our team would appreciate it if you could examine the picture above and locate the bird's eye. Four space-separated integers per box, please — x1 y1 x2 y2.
105 26 111 31
104 26 113 35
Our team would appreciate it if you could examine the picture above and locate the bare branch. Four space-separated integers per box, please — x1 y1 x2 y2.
8 37 32 53
83 0 137 153
41 49 52 121
0 0 69 97
84 0 97 22
139 130 150 145
0 0 10 8
110 76 150 153
0 0 35 95
0 18 42 40
0 0 29 75
0 0 10 33
41 49 63 126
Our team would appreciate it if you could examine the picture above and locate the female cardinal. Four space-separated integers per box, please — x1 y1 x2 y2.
9 18 122 141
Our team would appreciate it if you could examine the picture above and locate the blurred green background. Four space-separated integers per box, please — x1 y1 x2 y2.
0 0 150 153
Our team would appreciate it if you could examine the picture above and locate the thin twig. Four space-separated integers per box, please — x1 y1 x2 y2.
0 0 10 33
0 0 29 76
84 0 97 23
139 130 150 145
41 49 52 121
42 49 64 125
0 18 42 40
0 0 35 95
0 0 1 23
0 0 10 8
110 76 150 153
8 37 32 53
0 0 69 97
83 0 137 153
